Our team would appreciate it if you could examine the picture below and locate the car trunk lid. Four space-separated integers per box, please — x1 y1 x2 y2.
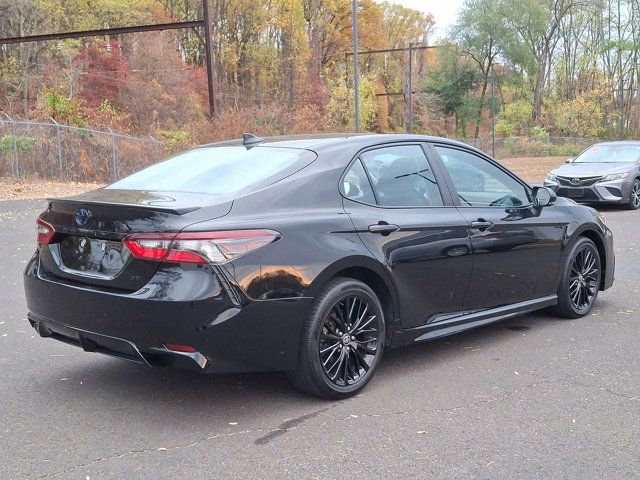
38 189 232 291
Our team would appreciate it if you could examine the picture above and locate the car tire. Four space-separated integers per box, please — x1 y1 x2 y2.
551 237 601 319
287 277 385 399
626 178 640 210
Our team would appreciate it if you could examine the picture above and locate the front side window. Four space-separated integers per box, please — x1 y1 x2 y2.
358 145 444 207
435 146 530 207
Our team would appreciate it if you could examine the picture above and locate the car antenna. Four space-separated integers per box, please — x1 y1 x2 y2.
243 133 264 147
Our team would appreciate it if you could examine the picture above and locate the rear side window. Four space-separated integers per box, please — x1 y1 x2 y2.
359 145 444 207
342 159 376 204
107 146 316 195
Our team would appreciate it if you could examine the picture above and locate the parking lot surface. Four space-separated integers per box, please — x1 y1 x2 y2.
1 200 638 480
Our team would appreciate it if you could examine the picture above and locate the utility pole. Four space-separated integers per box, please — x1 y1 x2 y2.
352 0 360 133
491 65 496 158
203 0 216 116
407 42 413 134
618 0 624 140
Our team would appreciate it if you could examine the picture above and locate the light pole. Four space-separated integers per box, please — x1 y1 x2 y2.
352 0 360 133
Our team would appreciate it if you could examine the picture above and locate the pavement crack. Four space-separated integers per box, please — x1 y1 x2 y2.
550 376 639 401
254 408 328 445
33 406 333 479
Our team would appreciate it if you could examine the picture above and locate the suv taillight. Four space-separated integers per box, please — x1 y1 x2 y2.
36 217 56 245
122 230 279 264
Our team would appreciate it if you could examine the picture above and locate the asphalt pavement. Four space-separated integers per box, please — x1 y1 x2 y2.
1 200 638 480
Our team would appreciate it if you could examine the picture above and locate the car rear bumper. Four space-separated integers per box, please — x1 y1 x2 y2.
24 253 311 373
29 317 211 370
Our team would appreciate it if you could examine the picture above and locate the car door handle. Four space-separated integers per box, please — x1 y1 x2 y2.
368 223 400 234
470 220 494 231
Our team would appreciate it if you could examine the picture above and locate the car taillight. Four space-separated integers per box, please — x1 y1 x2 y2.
122 230 279 264
36 217 56 245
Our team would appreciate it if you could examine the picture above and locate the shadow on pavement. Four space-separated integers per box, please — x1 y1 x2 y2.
36 310 566 419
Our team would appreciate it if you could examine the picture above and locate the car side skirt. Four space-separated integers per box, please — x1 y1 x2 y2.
391 295 558 347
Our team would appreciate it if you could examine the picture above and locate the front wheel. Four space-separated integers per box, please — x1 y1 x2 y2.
627 179 640 210
288 277 385 399
551 237 601 319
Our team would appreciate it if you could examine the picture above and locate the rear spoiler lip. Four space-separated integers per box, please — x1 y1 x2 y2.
47 198 201 215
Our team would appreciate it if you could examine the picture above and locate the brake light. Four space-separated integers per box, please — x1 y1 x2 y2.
36 217 56 245
122 230 279 264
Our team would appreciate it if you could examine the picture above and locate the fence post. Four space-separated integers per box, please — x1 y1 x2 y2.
51 118 64 181
108 128 118 181
4 113 20 180
150 134 161 161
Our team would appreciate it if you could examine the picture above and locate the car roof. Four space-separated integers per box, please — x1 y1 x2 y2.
200 133 475 153
592 140 640 146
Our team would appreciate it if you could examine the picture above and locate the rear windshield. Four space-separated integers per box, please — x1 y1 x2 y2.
574 144 640 163
107 146 316 194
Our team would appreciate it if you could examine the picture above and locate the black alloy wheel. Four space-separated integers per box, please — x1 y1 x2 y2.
288 277 385 399
319 295 379 387
552 237 601 318
628 179 640 210
569 245 600 312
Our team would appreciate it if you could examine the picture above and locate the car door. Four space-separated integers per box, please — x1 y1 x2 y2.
341 143 472 329
431 143 565 312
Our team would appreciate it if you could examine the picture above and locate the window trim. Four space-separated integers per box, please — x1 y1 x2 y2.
428 143 534 209
339 142 455 209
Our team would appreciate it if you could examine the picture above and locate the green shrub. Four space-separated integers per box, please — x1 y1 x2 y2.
0 135 37 155
158 130 191 153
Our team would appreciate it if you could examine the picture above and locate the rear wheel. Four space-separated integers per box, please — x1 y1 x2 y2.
551 237 601 319
627 179 640 210
288 277 385 399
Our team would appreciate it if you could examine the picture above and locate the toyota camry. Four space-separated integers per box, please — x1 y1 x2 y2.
24 134 615 399
544 141 640 209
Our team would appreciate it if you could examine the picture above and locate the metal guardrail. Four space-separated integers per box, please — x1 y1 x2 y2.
0 115 163 182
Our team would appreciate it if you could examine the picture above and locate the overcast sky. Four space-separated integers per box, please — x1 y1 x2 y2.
381 0 463 38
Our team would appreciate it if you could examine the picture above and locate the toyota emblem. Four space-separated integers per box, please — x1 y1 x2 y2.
571 178 581 185
75 208 92 226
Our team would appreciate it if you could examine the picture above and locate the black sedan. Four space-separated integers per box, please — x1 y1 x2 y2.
24 134 615 399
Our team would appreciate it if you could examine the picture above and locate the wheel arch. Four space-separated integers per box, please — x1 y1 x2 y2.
576 228 607 290
308 257 400 344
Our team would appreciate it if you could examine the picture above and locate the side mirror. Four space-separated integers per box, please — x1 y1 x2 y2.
532 186 556 207
565 157 574 163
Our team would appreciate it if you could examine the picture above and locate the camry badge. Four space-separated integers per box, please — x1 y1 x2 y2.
75 208 92 226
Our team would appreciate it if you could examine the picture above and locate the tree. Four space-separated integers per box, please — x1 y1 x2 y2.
451 0 512 138
424 46 480 135
503 0 577 122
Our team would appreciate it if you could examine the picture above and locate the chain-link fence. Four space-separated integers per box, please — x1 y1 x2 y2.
0 117 603 183
0 116 163 182
459 136 597 159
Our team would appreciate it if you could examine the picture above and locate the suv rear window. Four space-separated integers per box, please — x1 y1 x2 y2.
107 146 317 195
